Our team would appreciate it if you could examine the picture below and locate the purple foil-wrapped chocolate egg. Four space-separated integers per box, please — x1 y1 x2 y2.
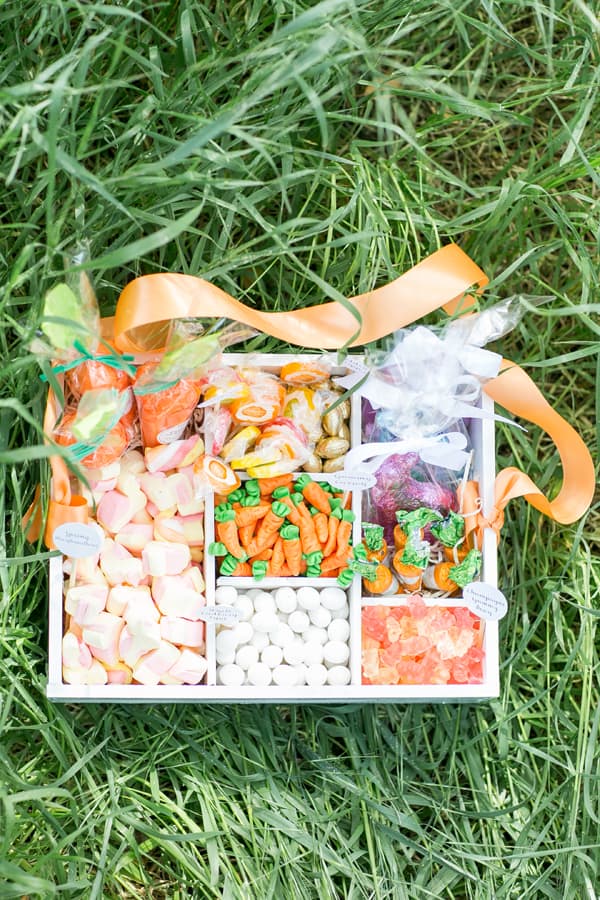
366 453 457 543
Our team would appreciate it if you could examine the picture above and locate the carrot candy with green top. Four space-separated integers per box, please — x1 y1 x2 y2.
215 506 248 560
280 524 302 576
253 500 289 552
322 515 339 557
335 508 355 556
267 537 286 576
298 508 321 557
258 474 293 495
296 474 332 515
234 502 269 528
314 511 329 545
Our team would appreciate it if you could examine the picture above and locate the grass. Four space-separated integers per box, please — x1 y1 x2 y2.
0 0 598 896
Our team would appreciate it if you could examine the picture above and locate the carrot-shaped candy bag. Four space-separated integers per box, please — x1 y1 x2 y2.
53 388 132 469
215 505 247 561
134 321 255 448
280 523 302 576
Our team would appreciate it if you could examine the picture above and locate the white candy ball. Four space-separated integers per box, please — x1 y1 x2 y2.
323 640 350 667
216 629 239 653
250 630 270 651
303 625 328 645
218 663 245 686
215 586 238 605
337 603 350 620
319 587 347 611
282 640 306 666
328 619 350 643
246 589 263 600
247 662 272 686
326 665 351 686
294 664 308 685
216 649 236 665
272 664 299 687
302 641 324 666
309 606 332 628
305 663 328 687
270 623 295 649
235 644 259 670
274 587 297 613
297 586 320 611
234 595 254 622
288 610 310 633
232 622 254 645
261 644 284 668
253 592 276 615
252 611 279 633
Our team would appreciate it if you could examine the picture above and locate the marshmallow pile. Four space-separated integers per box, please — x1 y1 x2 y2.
62 438 208 686
215 585 352 687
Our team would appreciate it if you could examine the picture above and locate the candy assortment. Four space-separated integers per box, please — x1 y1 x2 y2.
214 585 351 687
48 351 498 700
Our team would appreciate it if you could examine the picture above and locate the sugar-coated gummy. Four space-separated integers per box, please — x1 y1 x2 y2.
296 586 320 611
327 619 351 643
319 587 347 611
305 663 328 687
323 640 350 666
272 664 299 687
288 610 310 633
274 587 297 613
247 661 272 686
261 644 284 668
215 586 238 605
326 665 351 686
218 663 245 686
309 606 332 628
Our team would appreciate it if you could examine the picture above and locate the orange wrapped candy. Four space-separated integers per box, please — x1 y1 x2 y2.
134 362 205 449
54 411 128 469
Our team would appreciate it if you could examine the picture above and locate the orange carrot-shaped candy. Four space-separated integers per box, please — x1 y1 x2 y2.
249 548 273 562
320 553 349 574
322 516 339 558
230 561 252 576
296 475 332 515
335 509 355 556
215 507 247 560
253 500 289 552
280 524 302 576
268 537 286 576
298 508 321 557
234 502 270 528
314 512 329 545
238 523 257 549
258 474 294 495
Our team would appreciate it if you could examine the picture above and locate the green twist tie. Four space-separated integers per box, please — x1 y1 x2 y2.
272 486 290 498
252 560 268 581
362 522 384 552
280 524 299 541
430 511 465 548
220 554 241 575
396 507 443 531
208 541 227 556
271 501 289 519
449 549 482 588
214 507 236 523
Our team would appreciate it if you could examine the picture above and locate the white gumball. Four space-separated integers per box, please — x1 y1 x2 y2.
327 619 350 643
309 606 331 629
288 610 310 633
305 664 328 686
319 587 347 611
218 663 245 686
247 662 272 686
326 665 351 686
323 640 350 667
215 586 238 605
261 644 283 668
297 586 320 611
274 587 297 613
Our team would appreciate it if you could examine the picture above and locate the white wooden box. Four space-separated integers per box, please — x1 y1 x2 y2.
47 354 499 702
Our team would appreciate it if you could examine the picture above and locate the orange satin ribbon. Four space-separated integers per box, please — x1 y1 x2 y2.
36 243 595 548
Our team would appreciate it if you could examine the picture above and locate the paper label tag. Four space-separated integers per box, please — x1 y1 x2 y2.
341 355 368 374
463 583 508 621
332 355 369 390
53 523 103 559
197 605 242 626
329 471 376 491
157 421 188 444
